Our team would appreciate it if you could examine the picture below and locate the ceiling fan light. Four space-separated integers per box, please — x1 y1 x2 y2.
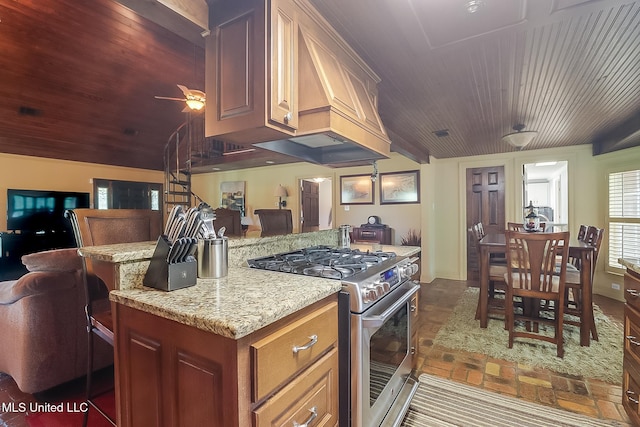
185 99 205 110
502 130 537 149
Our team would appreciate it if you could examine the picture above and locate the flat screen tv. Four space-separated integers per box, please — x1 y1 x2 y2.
7 189 90 232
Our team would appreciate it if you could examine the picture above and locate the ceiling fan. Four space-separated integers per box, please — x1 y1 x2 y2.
155 84 206 112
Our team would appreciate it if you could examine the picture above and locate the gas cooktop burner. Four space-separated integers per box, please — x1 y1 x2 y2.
247 246 396 279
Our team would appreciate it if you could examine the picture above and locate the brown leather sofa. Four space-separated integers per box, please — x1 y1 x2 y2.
0 248 112 393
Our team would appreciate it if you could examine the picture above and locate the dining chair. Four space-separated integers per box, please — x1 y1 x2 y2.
66 208 162 427
504 230 570 358
564 226 604 341
255 209 293 236
213 207 242 237
469 225 508 323
565 224 589 271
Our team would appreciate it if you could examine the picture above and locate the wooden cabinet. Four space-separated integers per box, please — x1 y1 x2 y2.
351 226 392 245
205 0 298 142
205 0 391 156
113 295 339 427
623 268 640 426
251 302 337 401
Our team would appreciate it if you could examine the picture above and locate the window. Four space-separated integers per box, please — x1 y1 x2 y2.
607 169 640 271
93 179 162 210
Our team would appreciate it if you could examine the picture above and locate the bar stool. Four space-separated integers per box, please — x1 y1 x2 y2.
66 208 163 427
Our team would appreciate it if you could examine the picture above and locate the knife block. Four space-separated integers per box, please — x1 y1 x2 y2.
143 236 197 291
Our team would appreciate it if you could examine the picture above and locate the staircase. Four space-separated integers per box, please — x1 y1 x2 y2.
163 112 254 218
163 113 205 217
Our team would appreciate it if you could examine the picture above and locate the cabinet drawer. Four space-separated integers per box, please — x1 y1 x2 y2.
625 305 640 367
252 301 338 402
253 348 339 427
625 272 640 313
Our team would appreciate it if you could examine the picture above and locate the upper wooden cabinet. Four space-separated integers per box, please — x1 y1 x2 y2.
205 0 391 158
205 0 298 142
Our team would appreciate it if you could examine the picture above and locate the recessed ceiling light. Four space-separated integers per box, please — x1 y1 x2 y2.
265 160 275 164
211 167 220 171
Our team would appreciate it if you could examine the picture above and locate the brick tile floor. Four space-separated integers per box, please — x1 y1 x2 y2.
0 278 632 426
416 278 632 425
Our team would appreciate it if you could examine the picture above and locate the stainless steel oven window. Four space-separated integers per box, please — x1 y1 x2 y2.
357 284 418 426
368 303 408 406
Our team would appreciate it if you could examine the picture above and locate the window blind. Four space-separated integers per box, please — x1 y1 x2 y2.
608 170 640 269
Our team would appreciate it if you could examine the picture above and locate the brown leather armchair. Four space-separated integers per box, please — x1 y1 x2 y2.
0 248 112 393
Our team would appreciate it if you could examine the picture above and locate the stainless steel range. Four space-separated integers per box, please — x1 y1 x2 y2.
248 246 420 427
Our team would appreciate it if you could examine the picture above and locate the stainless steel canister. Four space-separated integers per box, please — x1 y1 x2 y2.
339 224 352 249
197 237 228 278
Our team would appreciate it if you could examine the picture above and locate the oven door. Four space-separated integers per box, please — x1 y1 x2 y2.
352 282 420 427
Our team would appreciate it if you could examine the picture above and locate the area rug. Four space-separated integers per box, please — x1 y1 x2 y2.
400 373 623 426
432 288 623 385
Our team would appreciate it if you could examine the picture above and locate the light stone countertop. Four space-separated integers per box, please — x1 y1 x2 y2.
619 258 640 276
110 266 342 340
349 243 421 257
86 232 421 340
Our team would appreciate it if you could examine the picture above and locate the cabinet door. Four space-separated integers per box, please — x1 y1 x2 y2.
270 0 298 131
253 348 339 427
206 1 266 137
115 304 236 427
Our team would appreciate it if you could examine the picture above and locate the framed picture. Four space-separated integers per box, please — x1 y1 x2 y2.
380 170 420 204
220 181 245 212
340 174 374 205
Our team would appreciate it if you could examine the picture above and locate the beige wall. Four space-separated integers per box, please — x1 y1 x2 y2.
6 142 639 302
429 144 640 302
0 153 163 231
191 153 423 244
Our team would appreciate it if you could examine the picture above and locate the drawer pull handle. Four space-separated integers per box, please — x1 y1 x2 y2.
293 406 317 427
627 390 640 405
627 289 640 298
627 336 640 347
292 335 318 354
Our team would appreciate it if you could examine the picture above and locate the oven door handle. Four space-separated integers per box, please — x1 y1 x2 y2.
362 284 420 329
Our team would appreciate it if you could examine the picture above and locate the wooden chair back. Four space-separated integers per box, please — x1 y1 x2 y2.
583 226 604 265
213 208 242 237
66 208 162 247
504 230 570 357
577 224 588 240
254 209 293 236
505 230 569 293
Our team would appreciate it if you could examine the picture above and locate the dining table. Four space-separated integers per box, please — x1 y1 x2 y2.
477 232 596 346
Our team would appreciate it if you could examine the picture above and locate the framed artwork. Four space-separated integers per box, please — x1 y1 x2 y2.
379 170 420 204
220 181 245 212
340 174 374 205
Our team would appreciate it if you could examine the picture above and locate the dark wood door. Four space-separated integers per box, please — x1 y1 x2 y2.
301 180 320 232
466 166 505 280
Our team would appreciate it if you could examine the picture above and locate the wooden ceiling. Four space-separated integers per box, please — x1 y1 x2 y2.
0 0 206 171
1 0 639 172
308 0 640 160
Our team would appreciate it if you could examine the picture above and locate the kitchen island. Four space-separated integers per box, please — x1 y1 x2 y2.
78 231 420 426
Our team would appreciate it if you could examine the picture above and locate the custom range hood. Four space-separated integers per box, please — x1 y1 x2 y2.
205 0 391 167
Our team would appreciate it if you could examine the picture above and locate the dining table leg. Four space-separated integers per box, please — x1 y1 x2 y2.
579 249 593 347
479 245 489 328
